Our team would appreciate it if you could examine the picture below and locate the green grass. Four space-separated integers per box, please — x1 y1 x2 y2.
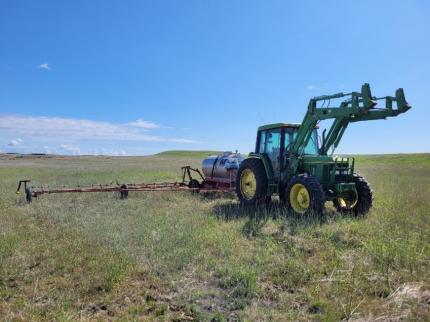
1 152 429 320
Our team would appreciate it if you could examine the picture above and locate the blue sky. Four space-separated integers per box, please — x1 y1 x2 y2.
1 0 429 155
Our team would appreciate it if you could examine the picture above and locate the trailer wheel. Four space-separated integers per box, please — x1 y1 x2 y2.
236 158 268 206
284 174 325 216
120 184 128 199
188 179 201 193
25 187 33 203
334 174 373 216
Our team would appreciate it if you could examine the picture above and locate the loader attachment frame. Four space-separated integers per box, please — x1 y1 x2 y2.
290 83 411 156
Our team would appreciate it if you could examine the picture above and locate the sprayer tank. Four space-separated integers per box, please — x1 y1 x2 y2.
202 152 245 184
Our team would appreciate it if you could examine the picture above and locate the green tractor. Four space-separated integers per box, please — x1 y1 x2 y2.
236 83 411 215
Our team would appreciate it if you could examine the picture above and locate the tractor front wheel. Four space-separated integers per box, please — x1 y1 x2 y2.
334 174 373 216
236 158 268 206
283 174 325 216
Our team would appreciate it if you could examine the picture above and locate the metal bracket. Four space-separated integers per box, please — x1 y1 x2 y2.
16 180 31 194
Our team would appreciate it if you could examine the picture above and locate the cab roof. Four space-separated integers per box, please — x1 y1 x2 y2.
257 123 300 131
257 123 318 131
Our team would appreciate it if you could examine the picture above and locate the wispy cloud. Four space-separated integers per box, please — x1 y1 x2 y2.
128 119 160 129
307 83 331 91
39 63 51 70
7 138 22 146
60 144 81 155
0 115 198 143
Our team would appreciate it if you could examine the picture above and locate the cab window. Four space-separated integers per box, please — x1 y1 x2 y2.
284 129 292 150
258 129 281 170
291 129 319 155
258 129 281 154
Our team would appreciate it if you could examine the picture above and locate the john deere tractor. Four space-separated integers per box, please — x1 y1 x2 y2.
236 83 411 215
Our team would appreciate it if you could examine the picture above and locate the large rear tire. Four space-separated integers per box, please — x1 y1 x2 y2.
334 174 373 216
283 174 325 216
236 158 268 206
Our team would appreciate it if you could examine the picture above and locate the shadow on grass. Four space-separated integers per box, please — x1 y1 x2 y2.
211 200 356 237
198 191 237 201
211 201 277 221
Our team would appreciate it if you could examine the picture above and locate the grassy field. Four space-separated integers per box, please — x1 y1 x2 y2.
1 152 429 321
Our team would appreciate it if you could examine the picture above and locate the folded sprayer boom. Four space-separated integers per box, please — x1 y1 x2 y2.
16 166 235 203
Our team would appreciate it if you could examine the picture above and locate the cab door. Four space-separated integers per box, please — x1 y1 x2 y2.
257 129 282 177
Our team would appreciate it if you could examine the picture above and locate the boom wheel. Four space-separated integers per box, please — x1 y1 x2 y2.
25 187 33 204
188 179 201 194
120 184 128 199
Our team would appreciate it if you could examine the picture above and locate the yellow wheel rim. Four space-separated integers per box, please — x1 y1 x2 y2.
240 168 257 200
289 183 310 214
337 190 358 209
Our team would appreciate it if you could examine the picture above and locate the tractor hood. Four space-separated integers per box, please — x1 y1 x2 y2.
301 155 338 163
299 155 355 192
300 155 353 171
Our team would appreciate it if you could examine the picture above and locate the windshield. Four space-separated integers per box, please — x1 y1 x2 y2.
292 129 319 155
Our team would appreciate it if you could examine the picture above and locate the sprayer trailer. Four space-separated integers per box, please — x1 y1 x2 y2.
236 83 411 216
17 155 243 203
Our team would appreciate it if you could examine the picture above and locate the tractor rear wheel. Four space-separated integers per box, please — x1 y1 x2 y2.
334 174 373 216
236 158 268 206
283 174 325 216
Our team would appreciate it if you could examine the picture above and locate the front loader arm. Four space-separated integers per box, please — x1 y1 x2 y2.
290 83 411 156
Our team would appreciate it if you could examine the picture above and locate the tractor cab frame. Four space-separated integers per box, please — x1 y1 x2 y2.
255 123 318 177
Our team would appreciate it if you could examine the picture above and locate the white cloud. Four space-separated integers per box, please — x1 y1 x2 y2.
128 119 160 129
307 84 330 91
43 145 52 154
83 148 126 156
39 63 51 70
7 138 22 146
60 144 81 155
113 150 126 156
0 115 198 143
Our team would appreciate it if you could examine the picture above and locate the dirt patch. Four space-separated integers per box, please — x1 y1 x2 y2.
167 269 242 319
353 283 430 321
389 282 430 307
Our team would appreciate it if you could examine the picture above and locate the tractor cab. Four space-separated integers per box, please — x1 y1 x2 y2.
255 123 318 176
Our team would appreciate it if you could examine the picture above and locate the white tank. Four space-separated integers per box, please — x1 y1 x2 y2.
202 151 245 183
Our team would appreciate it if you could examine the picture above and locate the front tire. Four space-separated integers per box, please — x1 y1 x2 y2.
236 158 268 206
334 174 373 216
283 174 325 216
